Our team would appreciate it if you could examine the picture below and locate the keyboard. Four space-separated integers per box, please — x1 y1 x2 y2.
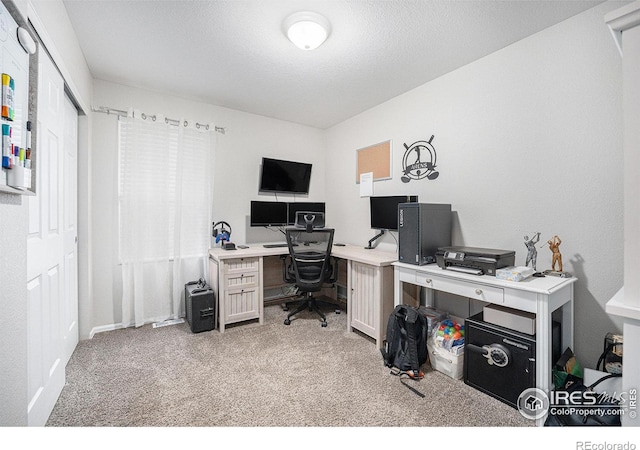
263 243 288 248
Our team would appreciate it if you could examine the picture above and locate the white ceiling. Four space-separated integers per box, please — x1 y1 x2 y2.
63 0 606 129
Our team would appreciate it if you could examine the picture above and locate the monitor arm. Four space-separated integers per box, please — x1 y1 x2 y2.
365 229 385 249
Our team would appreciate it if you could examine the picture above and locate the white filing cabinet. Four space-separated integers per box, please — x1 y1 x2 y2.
348 260 394 347
223 257 261 324
209 255 264 332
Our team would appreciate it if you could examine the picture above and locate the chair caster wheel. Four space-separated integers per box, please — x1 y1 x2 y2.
335 309 341 314
284 319 291 325
321 321 327 327
283 306 289 311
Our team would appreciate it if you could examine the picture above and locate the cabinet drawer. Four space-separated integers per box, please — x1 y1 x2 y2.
417 273 504 303
224 272 258 289
224 257 259 274
224 287 259 322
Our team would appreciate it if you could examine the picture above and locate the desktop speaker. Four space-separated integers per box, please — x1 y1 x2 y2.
398 203 452 265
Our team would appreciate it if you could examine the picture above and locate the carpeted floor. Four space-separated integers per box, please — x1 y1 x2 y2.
46 304 532 427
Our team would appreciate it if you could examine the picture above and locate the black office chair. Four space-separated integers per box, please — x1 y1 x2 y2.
281 226 340 327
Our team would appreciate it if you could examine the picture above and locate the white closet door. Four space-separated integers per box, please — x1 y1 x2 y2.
26 48 78 426
61 93 78 364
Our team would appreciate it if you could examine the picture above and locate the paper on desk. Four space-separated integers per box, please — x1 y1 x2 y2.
360 172 373 197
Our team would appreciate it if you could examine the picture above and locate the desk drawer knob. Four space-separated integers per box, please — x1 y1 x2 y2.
475 289 483 296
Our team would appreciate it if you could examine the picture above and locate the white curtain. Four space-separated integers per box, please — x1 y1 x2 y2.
119 110 215 327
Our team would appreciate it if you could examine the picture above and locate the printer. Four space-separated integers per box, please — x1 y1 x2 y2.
435 246 515 276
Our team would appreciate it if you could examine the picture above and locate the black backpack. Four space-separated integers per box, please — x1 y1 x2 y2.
381 305 428 377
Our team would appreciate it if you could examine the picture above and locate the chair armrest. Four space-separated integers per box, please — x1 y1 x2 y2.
280 255 294 283
327 256 339 283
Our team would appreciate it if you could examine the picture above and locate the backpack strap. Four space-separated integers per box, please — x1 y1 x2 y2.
400 379 426 398
404 307 421 378
380 306 404 367
389 366 424 380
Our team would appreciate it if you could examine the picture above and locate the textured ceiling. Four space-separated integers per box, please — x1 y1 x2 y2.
63 0 606 129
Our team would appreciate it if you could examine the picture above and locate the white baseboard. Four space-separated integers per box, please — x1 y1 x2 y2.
88 323 126 339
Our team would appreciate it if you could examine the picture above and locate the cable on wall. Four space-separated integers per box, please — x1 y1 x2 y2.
91 105 227 134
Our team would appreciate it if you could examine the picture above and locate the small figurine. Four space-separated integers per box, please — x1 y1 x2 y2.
524 232 541 270
543 235 571 277
547 235 562 272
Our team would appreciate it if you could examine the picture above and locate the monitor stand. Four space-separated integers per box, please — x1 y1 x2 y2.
365 230 385 249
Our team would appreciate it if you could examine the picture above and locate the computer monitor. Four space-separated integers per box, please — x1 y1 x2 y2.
369 195 418 231
288 202 326 225
250 201 288 227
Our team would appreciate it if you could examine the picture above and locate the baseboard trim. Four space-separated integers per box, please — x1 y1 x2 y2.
89 323 126 339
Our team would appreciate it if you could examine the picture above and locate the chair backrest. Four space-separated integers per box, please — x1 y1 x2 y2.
285 227 334 292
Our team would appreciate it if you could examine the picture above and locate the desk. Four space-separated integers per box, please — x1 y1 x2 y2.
393 262 576 408
208 244 397 345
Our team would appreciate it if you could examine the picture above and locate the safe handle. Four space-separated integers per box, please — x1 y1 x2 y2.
200 307 215 318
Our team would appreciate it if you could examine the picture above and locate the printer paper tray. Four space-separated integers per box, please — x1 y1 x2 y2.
445 266 483 276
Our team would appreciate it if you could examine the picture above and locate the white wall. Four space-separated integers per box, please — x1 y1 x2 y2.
0 0 30 428
325 1 625 367
0 192 28 426
88 79 325 334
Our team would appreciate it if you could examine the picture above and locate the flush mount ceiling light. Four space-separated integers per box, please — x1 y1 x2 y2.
284 11 331 50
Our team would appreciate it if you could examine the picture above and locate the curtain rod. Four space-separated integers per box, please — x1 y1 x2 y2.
91 105 227 134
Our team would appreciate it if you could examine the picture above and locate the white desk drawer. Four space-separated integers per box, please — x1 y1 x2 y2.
224 272 258 290
224 287 260 322
224 257 259 274
417 273 504 303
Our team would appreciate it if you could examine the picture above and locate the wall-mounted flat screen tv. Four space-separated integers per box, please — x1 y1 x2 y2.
370 195 418 231
287 202 325 225
259 157 312 194
250 201 288 227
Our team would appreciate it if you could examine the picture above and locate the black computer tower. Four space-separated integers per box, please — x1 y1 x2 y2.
464 313 564 409
398 203 452 265
185 280 216 333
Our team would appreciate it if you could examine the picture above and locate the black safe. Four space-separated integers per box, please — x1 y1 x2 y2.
185 279 216 333
464 313 535 408
463 313 561 409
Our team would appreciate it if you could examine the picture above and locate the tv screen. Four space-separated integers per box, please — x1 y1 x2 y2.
370 195 418 231
259 157 312 194
250 201 288 227
287 202 326 225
